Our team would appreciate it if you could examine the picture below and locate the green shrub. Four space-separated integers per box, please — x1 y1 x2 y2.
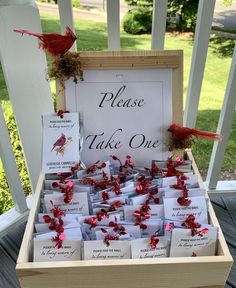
0 165 13 214
0 102 31 215
124 0 199 33
175 1 198 32
123 7 152 35
72 0 81 9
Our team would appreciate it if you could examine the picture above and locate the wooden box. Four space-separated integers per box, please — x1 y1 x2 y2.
16 51 233 288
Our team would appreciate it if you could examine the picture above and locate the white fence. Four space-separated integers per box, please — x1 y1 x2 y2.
0 0 235 237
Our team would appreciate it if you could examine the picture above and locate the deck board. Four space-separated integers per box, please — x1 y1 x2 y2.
226 247 236 288
0 246 20 288
0 196 236 288
211 202 236 249
222 197 236 228
210 195 226 209
0 223 26 262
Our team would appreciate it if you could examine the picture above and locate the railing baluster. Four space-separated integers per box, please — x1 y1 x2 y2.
107 0 120 51
58 0 77 51
184 0 215 127
0 105 28 213
151 0 168 50
0 1 53 190
206 44 236 190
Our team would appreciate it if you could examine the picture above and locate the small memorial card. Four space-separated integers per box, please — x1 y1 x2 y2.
169 227 218 257
131 236 169 259
44 192 89 215
34 239 82 262
42 112 80 173
163 196 208 224
83 240 131 260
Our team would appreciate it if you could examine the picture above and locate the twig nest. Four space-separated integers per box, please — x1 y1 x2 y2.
48 51 84 87
168 135 195 151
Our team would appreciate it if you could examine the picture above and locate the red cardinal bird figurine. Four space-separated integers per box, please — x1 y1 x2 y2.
14 26 77 58
51 133 66 152
168 123 222 141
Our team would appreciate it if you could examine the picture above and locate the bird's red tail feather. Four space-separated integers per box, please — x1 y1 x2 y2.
13 29 42 38
192 129 222 141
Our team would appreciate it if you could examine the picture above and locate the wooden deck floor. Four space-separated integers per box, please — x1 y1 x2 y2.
0 196 235 288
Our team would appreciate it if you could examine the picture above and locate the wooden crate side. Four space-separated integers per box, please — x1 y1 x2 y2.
187 151 232 258
16 154 233 288
17 173 44 264
16 257 232 288
56 80 66 111
77 50 181 69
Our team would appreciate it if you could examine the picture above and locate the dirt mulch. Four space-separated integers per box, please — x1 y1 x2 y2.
200 169 236 181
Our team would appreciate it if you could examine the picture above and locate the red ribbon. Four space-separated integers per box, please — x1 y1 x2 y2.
52 181 74 203
149 235 159 249
86 161 106 174
56 110 69 119
84 217 98 229
43 202 65 249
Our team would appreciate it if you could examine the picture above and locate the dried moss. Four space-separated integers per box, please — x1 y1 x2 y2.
48 51 84 87
168 135 195 151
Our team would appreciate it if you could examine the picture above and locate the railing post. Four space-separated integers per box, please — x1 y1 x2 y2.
107 0 120 51
206 44 236 190
0 0 54 190
151 0 168 50
184 0 215 127
0 105 28 213
58 0 77 51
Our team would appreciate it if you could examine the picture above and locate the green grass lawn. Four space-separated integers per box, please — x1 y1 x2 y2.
0 14 236 212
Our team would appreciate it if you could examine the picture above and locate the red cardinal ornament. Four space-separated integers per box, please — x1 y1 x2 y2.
168 123 222 151
168 123 222 141
51 133 66 151
14 26 77 58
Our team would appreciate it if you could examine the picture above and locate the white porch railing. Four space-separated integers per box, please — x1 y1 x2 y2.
0 0 235 237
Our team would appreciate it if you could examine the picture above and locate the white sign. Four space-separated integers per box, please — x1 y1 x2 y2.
65 69 172 166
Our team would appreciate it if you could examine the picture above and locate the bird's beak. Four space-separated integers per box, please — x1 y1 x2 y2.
71 35 78 41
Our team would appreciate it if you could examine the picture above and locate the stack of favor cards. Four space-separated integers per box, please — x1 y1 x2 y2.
33 112 218 262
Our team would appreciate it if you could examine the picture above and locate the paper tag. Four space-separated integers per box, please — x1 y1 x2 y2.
124 205 164 222
33 239 81 262
120 182 135 193
164 188 205 198
35 222 81 233
35 227 82 240
161 176 177 188
37 213 81 223
184 174 199 188
141 219 163 237
170 227 218 257
163 196 208 223
83 240 131 260
42 112 80 173
44 192 89 215
131 237 168 259
129 194 149 206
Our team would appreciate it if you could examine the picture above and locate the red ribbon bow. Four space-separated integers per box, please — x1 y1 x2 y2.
101 228 119 246
150 235 160 249
52 181 74 203
108 216 126 236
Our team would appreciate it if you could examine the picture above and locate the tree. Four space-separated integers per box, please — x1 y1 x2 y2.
123 0 199 33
